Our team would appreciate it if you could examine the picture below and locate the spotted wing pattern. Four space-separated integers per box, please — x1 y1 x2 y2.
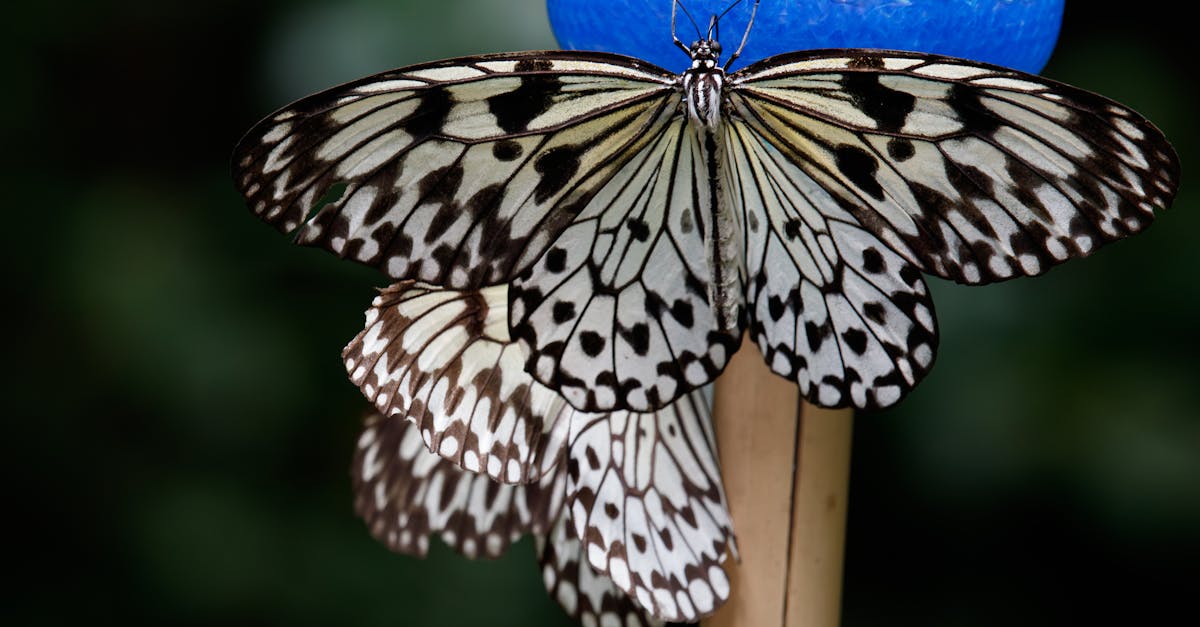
232 51 678 290
509 120 741 414
343 281 574 484
724 49 1177 409
565 389 734 622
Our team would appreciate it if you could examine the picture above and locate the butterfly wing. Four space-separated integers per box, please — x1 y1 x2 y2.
730 49 1178 285
727 49 1178 409
564 389 735 622
233 51 678 289
351 409 562 559
508 119 742 413
538 512 663 627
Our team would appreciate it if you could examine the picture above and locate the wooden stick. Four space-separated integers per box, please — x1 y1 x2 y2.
705 336 853 627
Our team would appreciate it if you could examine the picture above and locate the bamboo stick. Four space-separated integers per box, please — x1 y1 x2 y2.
705 336 853 627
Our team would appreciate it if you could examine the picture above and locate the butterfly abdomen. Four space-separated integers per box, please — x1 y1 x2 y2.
682 56 744 334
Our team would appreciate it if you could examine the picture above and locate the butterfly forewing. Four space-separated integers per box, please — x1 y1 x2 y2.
729 49 1179 285
233 52 678 289
509 119 742 413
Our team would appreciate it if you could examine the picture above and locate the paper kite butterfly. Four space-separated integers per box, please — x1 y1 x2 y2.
232 1 1178 621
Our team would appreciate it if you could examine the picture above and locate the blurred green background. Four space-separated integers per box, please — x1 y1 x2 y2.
6 1 1196 625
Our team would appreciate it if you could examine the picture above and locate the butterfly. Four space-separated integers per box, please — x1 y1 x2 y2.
346 281 735 622
232 3 1178 415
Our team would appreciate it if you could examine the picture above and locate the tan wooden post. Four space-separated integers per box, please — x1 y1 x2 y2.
705 336 854 627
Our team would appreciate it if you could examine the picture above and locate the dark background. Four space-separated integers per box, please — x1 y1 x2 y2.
6 1 1196 625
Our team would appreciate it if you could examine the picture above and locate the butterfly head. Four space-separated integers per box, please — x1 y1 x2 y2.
688 39 723 68
672 1 758 72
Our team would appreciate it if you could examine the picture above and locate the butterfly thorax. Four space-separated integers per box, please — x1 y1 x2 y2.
681 39 725 129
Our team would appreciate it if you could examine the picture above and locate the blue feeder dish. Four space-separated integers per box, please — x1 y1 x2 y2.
547 0 1064 74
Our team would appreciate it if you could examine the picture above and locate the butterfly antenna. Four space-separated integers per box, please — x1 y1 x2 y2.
723 0 759 71
715 0 746 22
672 0 703 57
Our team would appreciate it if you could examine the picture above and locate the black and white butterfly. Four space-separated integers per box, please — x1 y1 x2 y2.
233 0 1178 415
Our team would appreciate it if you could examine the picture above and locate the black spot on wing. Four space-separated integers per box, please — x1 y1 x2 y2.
669 300 694 328
841 328 868 355
579 331 605 357
862 247 886 274
806 320 832 352
948 83 1002 136
545 247 568 273
767 295 785 321
487 74 562 134
833 144 884 200
533 145 582 204
406 87 453 141
783 218 802 240
552 300 576 323
627 217 651 242
620 322 651 356
863 301 887 325
492 140 523 161
887 137 915 161
841 73 916 133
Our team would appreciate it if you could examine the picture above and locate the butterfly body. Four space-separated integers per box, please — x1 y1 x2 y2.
678 39 746 335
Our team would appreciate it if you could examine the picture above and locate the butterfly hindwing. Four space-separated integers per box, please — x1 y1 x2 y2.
725 118 938 409
352 409 659 624
351 409 562 558
509 120 742 413
352 390 731 625
565 389 735 622
538 511 664 627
